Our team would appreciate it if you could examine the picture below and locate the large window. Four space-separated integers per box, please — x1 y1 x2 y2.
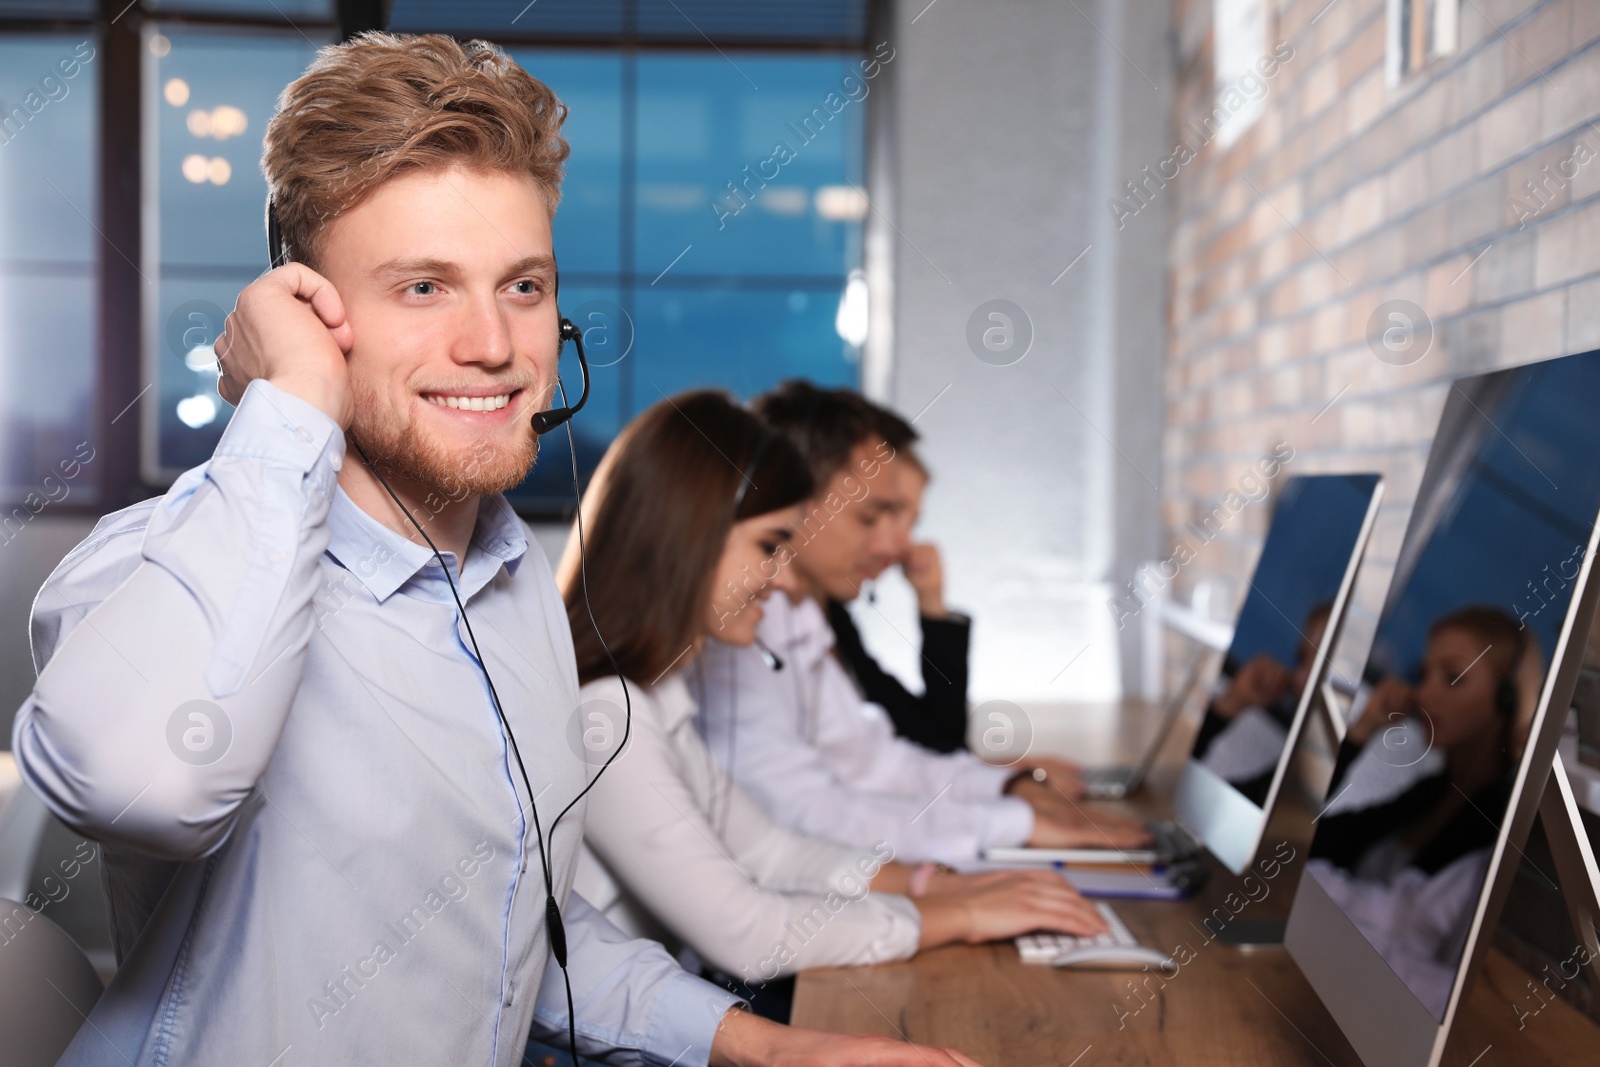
144 23 333 479
0 32 101 509
1 1 873 516
507 48 867 508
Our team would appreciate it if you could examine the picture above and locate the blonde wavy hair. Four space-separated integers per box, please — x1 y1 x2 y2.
260 31 569 269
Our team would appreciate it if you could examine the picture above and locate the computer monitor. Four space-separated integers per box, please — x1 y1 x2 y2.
1285 350 1600 1067
1172 472 1384 875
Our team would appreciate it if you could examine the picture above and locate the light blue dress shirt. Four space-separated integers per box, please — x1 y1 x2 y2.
12 380 739 1066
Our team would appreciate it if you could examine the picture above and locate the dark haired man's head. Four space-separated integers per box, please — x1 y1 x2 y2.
752 380 920 485
751 380 926 602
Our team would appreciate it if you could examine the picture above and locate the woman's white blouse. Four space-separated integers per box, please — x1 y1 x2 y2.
574 671 921 982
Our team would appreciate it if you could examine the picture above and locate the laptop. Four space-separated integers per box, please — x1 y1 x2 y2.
1078 647 1214 800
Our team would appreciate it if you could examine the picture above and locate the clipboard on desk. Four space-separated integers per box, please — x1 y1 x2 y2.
1059 862 1208 901
961 853 1208 900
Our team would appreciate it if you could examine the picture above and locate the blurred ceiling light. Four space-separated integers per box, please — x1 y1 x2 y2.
209 105 248 139
150 35 172 58
815 185 868 221
163 77 189 106
184 344 218 373
835 269 869 348
181 154 210 184
206 157 232 185
176 394 218 429
186 106 249 141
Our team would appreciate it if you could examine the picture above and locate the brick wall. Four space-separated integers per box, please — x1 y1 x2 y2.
1161 0 1600 683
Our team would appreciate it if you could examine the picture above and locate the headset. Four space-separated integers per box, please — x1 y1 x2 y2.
266 197 623 1063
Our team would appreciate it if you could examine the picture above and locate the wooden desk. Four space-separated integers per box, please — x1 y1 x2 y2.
791 701 1600 1066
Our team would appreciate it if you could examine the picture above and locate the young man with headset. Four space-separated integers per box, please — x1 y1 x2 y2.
10 33 982 1067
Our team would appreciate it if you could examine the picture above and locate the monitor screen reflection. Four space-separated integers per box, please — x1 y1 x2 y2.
1305 352 1600 1020
1189 475 1380 807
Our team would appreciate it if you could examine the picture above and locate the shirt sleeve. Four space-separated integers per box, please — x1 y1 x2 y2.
530 892 744 1067
579 678 921 978
691 646 1034 865
826 598 972 754
803 642 1011 804
12 380 343 860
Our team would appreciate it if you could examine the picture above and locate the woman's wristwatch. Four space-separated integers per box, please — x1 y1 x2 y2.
1001 766 1049 795
908 862 957 897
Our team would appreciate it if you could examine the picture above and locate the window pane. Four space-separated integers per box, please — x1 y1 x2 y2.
0 0 94 15
507 49 623 278
0 33 100 502
627 285 857 406
390 0 868 46
631 1 869 44
634 53 866 279
148 0 335 17
392 0 625 40
148 26 331 477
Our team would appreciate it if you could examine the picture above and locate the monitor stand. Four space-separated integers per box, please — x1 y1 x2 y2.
1218 681 1351 953
1220 752 1600 959
1539 752 1600 990
1214 915 1287 951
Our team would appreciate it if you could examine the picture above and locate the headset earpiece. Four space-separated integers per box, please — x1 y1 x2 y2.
266 196 290 269
531 307 589 436
1495 677 1518 719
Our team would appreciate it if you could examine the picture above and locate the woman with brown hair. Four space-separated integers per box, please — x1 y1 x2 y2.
556 390 1106 1018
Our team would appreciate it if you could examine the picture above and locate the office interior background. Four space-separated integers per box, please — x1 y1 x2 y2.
3 0 1599 1017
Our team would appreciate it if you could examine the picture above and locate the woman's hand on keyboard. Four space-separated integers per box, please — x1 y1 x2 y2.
913 870 1109 947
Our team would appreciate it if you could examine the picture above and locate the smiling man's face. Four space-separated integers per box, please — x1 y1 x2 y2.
317 163 561 496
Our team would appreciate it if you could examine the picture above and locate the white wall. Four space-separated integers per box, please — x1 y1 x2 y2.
857 0 1173 703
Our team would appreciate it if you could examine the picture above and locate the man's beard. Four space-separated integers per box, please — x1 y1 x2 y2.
350 379 539 498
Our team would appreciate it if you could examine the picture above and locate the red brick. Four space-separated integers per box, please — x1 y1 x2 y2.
1478 85 1544 172
1446 40 1509 126
1499 290 1567 364
1534 194 1600 285
1506 0 1573 86
1566 276 1600 352
1541 42 1600 139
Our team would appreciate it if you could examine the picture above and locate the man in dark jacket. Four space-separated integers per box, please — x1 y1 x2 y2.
752 381 969 753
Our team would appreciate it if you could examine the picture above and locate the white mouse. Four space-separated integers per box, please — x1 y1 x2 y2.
1051 944 1177 971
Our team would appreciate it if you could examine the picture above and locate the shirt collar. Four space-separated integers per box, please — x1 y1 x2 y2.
325 487 528 603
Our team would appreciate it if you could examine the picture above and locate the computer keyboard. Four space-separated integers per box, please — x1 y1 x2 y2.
1016 901 1139 964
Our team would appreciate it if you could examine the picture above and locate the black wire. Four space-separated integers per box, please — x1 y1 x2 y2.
350 398 631 1067
348 439 555 892
552 380 633 829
